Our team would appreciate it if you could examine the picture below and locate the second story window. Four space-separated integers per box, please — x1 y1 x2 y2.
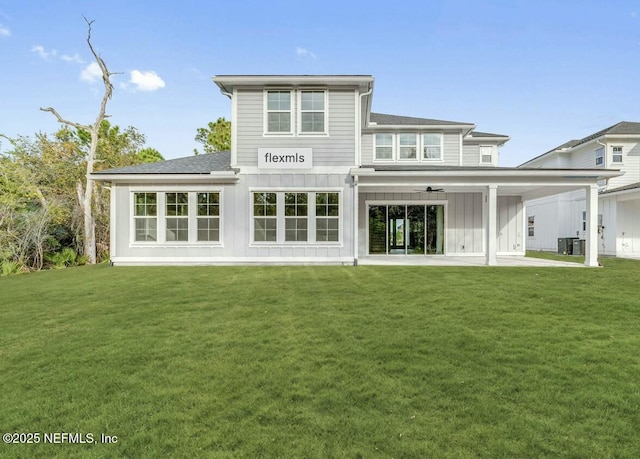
375 133 394 160
266 90 292 134
612 146 623 164
422 133 443 160
399 134 418 160
595 147 604 166
299 90 326 134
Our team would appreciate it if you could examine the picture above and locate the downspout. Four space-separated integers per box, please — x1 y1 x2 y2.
354 82 373 266
595 138 606 256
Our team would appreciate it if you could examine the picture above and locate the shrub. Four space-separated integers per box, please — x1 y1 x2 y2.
1 259 24 277
46 247 78 269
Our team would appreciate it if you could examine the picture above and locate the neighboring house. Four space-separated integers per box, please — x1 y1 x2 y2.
521 122 640 259
92 75 620 266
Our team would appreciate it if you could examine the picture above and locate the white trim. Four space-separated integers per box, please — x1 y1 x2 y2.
248 188 344 247
231 88 238 167
129 189 224 247
91 172 238 183
364 200 448 256
111 256 356 266
264 89 294 136
373 132 395 162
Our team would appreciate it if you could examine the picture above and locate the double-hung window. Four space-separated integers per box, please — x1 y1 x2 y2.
375 133 394 160
316 192 339 242
197 192 220 242
299 90 326 134
612 146 623 164
399 134 418 160
134 192 158 241
422 133 443 160
266 90 292 134
595 147 604 166
285 193 308 241
165 192 189 241
253 192 277 242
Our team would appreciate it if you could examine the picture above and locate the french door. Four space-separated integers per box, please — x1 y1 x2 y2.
368 204 445 255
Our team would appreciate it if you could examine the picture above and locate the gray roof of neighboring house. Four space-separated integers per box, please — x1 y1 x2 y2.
93 151 233 174
521 121 640 166
600 181 640 195
370 112 473 126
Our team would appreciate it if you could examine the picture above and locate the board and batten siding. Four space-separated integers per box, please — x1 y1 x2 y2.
235 89 357 167
358 192 484 256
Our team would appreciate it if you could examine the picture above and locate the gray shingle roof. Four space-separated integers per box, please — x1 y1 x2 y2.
467 131 509 138
94 151 233 174
600 181 640 195
370 112 473 126
521 122 640 166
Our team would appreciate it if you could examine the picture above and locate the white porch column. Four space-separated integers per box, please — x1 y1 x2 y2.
486 185 498 266
353 176 359 266
585 184 599 267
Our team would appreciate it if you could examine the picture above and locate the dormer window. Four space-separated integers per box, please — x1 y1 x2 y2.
375 133 394 160
266 90 292 134
422 133 442 160
480 146 494 166
399 134 418 160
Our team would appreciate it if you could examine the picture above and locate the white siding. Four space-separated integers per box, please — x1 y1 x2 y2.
497 196 524 255
235 89 356 167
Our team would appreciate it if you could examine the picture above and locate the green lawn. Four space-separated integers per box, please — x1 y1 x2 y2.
1 259 640 458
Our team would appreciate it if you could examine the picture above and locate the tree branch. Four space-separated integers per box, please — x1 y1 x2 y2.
84 16 114 128
39 107 90 131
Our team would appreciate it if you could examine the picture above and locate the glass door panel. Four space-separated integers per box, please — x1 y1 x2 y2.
407 205 425 254
388 205 405 254
426 205 445 254
368 206 387 254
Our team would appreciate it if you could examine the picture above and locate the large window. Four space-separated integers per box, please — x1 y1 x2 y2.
299 90 326 134
134 193 157 242
166 192 189 241
316 192 340 242
422 133 443 160
253 192 277 242
197 192 220 242
252 191 340 244
266 90 292 134
133 191 221 244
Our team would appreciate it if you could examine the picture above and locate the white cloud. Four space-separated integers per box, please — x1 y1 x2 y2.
80 62 102 83
61 53 85 64
32 45 57 60
0 25 9 37
296 47 317 59
129 70 166 92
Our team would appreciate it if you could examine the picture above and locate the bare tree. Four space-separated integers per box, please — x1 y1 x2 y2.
40 17 114 264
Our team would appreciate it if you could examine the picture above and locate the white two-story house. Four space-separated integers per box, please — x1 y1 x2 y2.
521 122 640 259
92 75 620 266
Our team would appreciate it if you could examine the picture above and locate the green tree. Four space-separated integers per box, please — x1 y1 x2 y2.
194 117 231 155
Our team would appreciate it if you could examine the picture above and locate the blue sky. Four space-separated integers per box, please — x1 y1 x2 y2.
1 0 639 166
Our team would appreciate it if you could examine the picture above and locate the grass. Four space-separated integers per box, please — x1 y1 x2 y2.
1 259 640 458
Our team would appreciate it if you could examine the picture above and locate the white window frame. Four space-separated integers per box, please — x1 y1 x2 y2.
133 192 158 242
422 133 443 161
298 90 328 136
196 192 221 243
612 146 623 164
264 89 293 136
130 188 223 246
250 189 342 246
374 133 395 161
595 147 604 166
479 145 494 166
398 133 418 161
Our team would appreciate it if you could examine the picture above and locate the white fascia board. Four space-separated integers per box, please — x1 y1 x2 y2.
351 167 623 181
364 124 475 132
90 172 239 184
214 75 374 92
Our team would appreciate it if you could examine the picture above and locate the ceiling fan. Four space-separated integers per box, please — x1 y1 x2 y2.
414 186 445 193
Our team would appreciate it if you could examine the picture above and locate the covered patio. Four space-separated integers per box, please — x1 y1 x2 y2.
351 166 623 267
